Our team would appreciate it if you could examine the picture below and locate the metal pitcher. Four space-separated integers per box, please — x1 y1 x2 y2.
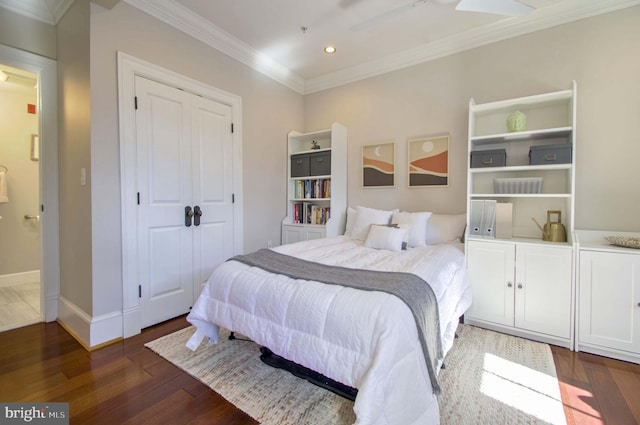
532 210 567 242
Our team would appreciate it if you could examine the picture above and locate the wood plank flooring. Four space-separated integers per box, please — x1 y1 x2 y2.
1 316 638 425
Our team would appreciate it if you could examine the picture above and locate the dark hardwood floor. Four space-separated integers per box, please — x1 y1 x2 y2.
1 316 638 424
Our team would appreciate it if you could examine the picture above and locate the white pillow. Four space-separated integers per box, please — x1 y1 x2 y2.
391 211 432 248
426 213 467 244
344 206 357 236
364 225 408 252
351 206 395 240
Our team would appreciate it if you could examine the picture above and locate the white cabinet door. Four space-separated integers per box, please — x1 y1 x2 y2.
466 240 515 326
579 250 640 353
282 225 326 245
282 225 302 245
305 227 326 241
515 245 573 338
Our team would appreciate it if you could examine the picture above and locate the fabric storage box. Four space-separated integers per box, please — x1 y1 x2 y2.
470 149 506 168
309 151 331 176
291 153 310 177
529 143 572 165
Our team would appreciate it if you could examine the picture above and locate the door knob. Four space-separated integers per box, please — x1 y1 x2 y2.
194 206 202 226
185 206 193 227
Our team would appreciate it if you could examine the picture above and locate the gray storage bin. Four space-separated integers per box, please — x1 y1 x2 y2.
470 149 506 168
291 153 310 177
529 143 572 165
309 151 331 176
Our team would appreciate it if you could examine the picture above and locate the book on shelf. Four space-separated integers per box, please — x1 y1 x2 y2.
293 178 331 199
291 202 330 225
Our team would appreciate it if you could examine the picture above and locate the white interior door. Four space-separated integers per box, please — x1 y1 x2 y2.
136 76 194 328
135 76 235 328
190 95 234 298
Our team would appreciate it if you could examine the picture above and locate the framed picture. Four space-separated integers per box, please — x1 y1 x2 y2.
31 134 39 161
362 141 395 188
408 135 449 187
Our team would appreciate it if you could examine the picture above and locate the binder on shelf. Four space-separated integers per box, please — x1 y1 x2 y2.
495 202 513 239
469 200 484 236
481 200 496 238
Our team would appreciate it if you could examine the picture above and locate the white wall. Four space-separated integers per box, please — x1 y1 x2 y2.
0 85 40 275
304 6 640 232
57 0 93 315
89 2 303 317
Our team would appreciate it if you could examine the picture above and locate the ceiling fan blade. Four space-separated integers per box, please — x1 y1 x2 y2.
350 0 427 32
456 0 534 16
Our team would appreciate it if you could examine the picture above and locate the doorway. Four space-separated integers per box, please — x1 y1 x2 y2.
0 43 60 329
0 64 40 331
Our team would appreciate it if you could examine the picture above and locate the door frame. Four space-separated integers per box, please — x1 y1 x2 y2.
117 52 243 338
0 44 60 323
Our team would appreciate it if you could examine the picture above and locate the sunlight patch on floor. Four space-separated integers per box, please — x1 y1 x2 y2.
480 353 566 424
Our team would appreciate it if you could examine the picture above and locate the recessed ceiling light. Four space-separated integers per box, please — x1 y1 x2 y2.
324 46 336 54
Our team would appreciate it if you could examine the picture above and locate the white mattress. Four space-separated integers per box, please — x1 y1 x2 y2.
187 236 471 425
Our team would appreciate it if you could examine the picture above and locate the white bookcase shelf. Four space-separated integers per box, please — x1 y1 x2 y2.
281 123 347 245
464 82 577 349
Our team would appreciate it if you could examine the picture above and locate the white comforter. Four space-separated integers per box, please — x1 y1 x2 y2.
186 236 471 425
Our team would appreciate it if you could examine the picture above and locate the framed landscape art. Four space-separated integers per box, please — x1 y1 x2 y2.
408 135 449 187
362 142 395 188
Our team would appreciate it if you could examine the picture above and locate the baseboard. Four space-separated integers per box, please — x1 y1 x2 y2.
57 297 124 350
0 270 40 287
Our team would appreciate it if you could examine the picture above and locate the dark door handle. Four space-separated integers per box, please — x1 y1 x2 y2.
185 206 193 227
194 205 202 226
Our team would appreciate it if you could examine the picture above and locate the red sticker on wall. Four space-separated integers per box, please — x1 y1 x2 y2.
27 103 36 114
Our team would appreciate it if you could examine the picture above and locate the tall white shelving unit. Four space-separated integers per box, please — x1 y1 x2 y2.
281 123 347 245
464 82 577 349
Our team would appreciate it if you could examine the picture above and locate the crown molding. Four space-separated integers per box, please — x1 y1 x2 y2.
0 0 74 25
123 0 305 94
50 0 75 24
124 0 640 95
305 0 640 93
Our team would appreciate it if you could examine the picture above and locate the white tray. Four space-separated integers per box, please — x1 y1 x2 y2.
605 236 640 249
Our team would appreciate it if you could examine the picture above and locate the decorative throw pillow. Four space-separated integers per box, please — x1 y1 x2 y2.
425 213 467 244
364 225 408 252
344 206 357 237
391 211 432 248
350 206 395 240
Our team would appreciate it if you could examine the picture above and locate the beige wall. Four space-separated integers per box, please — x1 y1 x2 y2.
57 0 92 314
0 86 40 275
304 6 640 232
89 2 303 316
0 8 56 60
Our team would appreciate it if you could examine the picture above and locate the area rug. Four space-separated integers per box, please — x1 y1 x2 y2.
145 324 566 425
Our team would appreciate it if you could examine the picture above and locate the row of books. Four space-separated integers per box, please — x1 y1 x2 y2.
292 202 331 225
293 179 331 199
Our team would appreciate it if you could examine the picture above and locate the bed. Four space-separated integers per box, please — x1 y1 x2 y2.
186 208 471 425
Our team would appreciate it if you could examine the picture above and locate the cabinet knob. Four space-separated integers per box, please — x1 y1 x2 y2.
507 282 513 288
517 283 523 289
637 302 640 308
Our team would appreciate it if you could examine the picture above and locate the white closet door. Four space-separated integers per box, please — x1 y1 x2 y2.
136 76 194 328
190 95 234 298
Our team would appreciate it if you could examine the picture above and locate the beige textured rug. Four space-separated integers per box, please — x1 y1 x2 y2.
145 324 566 425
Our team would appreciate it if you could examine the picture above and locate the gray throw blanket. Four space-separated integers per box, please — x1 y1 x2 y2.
230 248 443 394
